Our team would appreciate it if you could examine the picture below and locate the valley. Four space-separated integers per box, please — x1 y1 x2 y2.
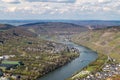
0 21 120 80
0 0 120 79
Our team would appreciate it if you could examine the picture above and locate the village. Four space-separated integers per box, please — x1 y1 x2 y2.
71 58 120 80
23 41 79 54
0 39 80 80
80 63 120 80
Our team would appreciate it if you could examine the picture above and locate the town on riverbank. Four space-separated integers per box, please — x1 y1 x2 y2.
68 54 120 80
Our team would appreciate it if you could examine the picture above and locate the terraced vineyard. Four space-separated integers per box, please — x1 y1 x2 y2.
71 26 120 80
72 27 120 62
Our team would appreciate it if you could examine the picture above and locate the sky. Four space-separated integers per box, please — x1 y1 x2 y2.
0 0 120 20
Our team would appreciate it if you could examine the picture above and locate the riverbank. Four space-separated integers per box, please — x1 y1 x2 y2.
67 52 107 80
69 35 112 80
39 41 97 80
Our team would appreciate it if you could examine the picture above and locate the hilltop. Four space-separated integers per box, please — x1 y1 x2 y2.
1 20 120 28
0 22 89 40
20 22 88 35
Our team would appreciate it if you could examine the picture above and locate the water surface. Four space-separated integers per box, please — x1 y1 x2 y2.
39 42 98 80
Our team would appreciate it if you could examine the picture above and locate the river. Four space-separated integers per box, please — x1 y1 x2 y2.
39 41 98 80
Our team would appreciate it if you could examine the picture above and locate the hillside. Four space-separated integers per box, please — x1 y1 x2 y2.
20 22 88 35
0 27 37 43
0 23 79 79
67 20 120 29
1 20 120 28
72 26 120 62
0 24 15 30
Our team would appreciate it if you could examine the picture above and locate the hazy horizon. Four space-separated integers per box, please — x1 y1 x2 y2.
0 0 120 20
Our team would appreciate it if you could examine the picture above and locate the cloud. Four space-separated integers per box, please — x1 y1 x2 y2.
0 0 76 4
98 0 111 3
0 0 116 14
1 0 20 3
0 0 120 20
25 0 75 3
7 7 17 12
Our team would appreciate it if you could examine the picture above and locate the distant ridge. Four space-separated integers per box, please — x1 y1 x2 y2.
19 22 47 27
20 22 83 27
20 22 89 35
1 20 120 27
0 24 15 30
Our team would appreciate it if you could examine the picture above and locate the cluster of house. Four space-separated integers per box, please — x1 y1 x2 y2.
23 41 79 55
0 60 24 80
80 63 120 80
0 55 15 60
23 42 68 53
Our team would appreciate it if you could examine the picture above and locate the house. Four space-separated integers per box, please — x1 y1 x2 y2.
0 56 4 60
0 55 15 60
